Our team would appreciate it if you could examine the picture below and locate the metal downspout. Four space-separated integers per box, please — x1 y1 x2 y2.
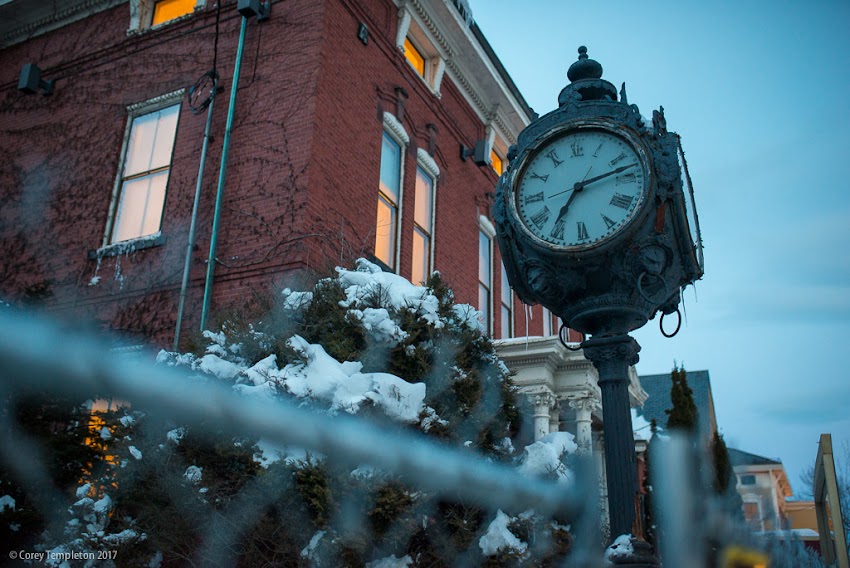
173 77 217 351
200 15 248 333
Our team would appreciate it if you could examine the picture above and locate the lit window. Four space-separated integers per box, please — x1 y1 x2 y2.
375 132 402 270
109 102 180 244
479 230 492 334
490 148 503 175
152 0 195 26
412 166 434 285
500 262 513 339
404 37 426 77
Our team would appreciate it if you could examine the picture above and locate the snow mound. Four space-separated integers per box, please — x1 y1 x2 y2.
184 466 203 484
337 258 444 328
366 555 413 568
281 288 313 311
517 432 577 483
605 534 634 561
479 510 528 557
0 495 15 512
283 335 425 422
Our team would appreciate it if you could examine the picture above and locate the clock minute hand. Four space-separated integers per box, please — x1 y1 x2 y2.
574 163 637 190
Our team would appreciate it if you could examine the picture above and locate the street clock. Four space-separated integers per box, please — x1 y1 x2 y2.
493 47 705 548
495 47 703 337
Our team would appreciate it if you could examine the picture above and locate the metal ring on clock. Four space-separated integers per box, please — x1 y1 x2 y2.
660 308 682 338
559 323 582 351
636 271 669 304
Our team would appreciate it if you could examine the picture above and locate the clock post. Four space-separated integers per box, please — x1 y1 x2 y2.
494 47 704 558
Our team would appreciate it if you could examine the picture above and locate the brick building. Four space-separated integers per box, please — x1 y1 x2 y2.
0 0 554 346
1 0 657 535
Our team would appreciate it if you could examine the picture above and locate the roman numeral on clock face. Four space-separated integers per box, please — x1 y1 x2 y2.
577 221 589 241
608 152 627 167
609 193 634 209
601 214 616 230
545 149 564 167
524 191 544 205
550 218 565 240
529 171 549 182
570 140 584 158
616 172 637 185
530 206 550 229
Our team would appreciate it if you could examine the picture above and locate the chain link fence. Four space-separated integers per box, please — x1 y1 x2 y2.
0 308 829 567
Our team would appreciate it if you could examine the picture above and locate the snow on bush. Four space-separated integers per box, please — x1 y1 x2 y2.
605 534 634 562
36 259 566 566
479 510 528 557
0 494 15 512
517 432 578 483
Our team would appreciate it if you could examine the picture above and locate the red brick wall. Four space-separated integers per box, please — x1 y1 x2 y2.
0 0 547 346
0 1 325 343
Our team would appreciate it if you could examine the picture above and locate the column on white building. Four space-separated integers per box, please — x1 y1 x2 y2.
569 396 598 456
531 392 556 441
549 399 561 434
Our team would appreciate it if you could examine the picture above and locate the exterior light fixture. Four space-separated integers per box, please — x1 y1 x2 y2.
18 64 54 96
460 140 488 166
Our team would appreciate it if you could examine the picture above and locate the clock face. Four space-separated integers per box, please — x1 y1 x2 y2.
514 128 648 250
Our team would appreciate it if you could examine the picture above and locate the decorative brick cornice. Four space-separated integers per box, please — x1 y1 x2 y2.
416 148 440 178
382 111 410 146
406 0 454 59
1 0 125 48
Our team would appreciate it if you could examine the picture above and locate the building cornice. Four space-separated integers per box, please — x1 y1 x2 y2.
1 0 126 48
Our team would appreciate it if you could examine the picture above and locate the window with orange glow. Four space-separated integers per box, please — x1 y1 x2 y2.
375 132 402 269
411 166 434 285
478 230 492 335
404 37 426 77
152 0 196 26
500 262 513 339
490 149 503 175
110 103 180 244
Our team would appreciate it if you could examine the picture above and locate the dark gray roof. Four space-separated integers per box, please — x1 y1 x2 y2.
727 448 782 467
635 370 715 439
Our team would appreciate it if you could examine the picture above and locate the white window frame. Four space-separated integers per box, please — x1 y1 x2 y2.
103 89 184 247
375 112 409 272
542 307 552 337
500 261 514 339
412 148 439 285
479 215 496 335
395 5 447 96
486 125 509 175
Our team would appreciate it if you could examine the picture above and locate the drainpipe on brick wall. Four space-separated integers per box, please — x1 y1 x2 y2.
173 74 217 351
199 15 248 333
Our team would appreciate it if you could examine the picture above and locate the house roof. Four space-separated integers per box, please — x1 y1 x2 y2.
727 448 782 467
635 370 715 438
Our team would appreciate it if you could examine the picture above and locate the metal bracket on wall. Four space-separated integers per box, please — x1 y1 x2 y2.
460 140 488 166
237 0 270 21
18 64 54 96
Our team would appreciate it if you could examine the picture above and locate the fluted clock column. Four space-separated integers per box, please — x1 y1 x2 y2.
582 334 640 540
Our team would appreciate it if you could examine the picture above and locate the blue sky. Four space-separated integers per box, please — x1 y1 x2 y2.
470 0 850 493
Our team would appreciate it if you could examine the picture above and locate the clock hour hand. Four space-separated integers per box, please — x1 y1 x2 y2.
555 187 579 224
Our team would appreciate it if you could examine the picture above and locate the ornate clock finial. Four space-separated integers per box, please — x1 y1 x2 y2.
560 46 617 104
568 45 603 82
